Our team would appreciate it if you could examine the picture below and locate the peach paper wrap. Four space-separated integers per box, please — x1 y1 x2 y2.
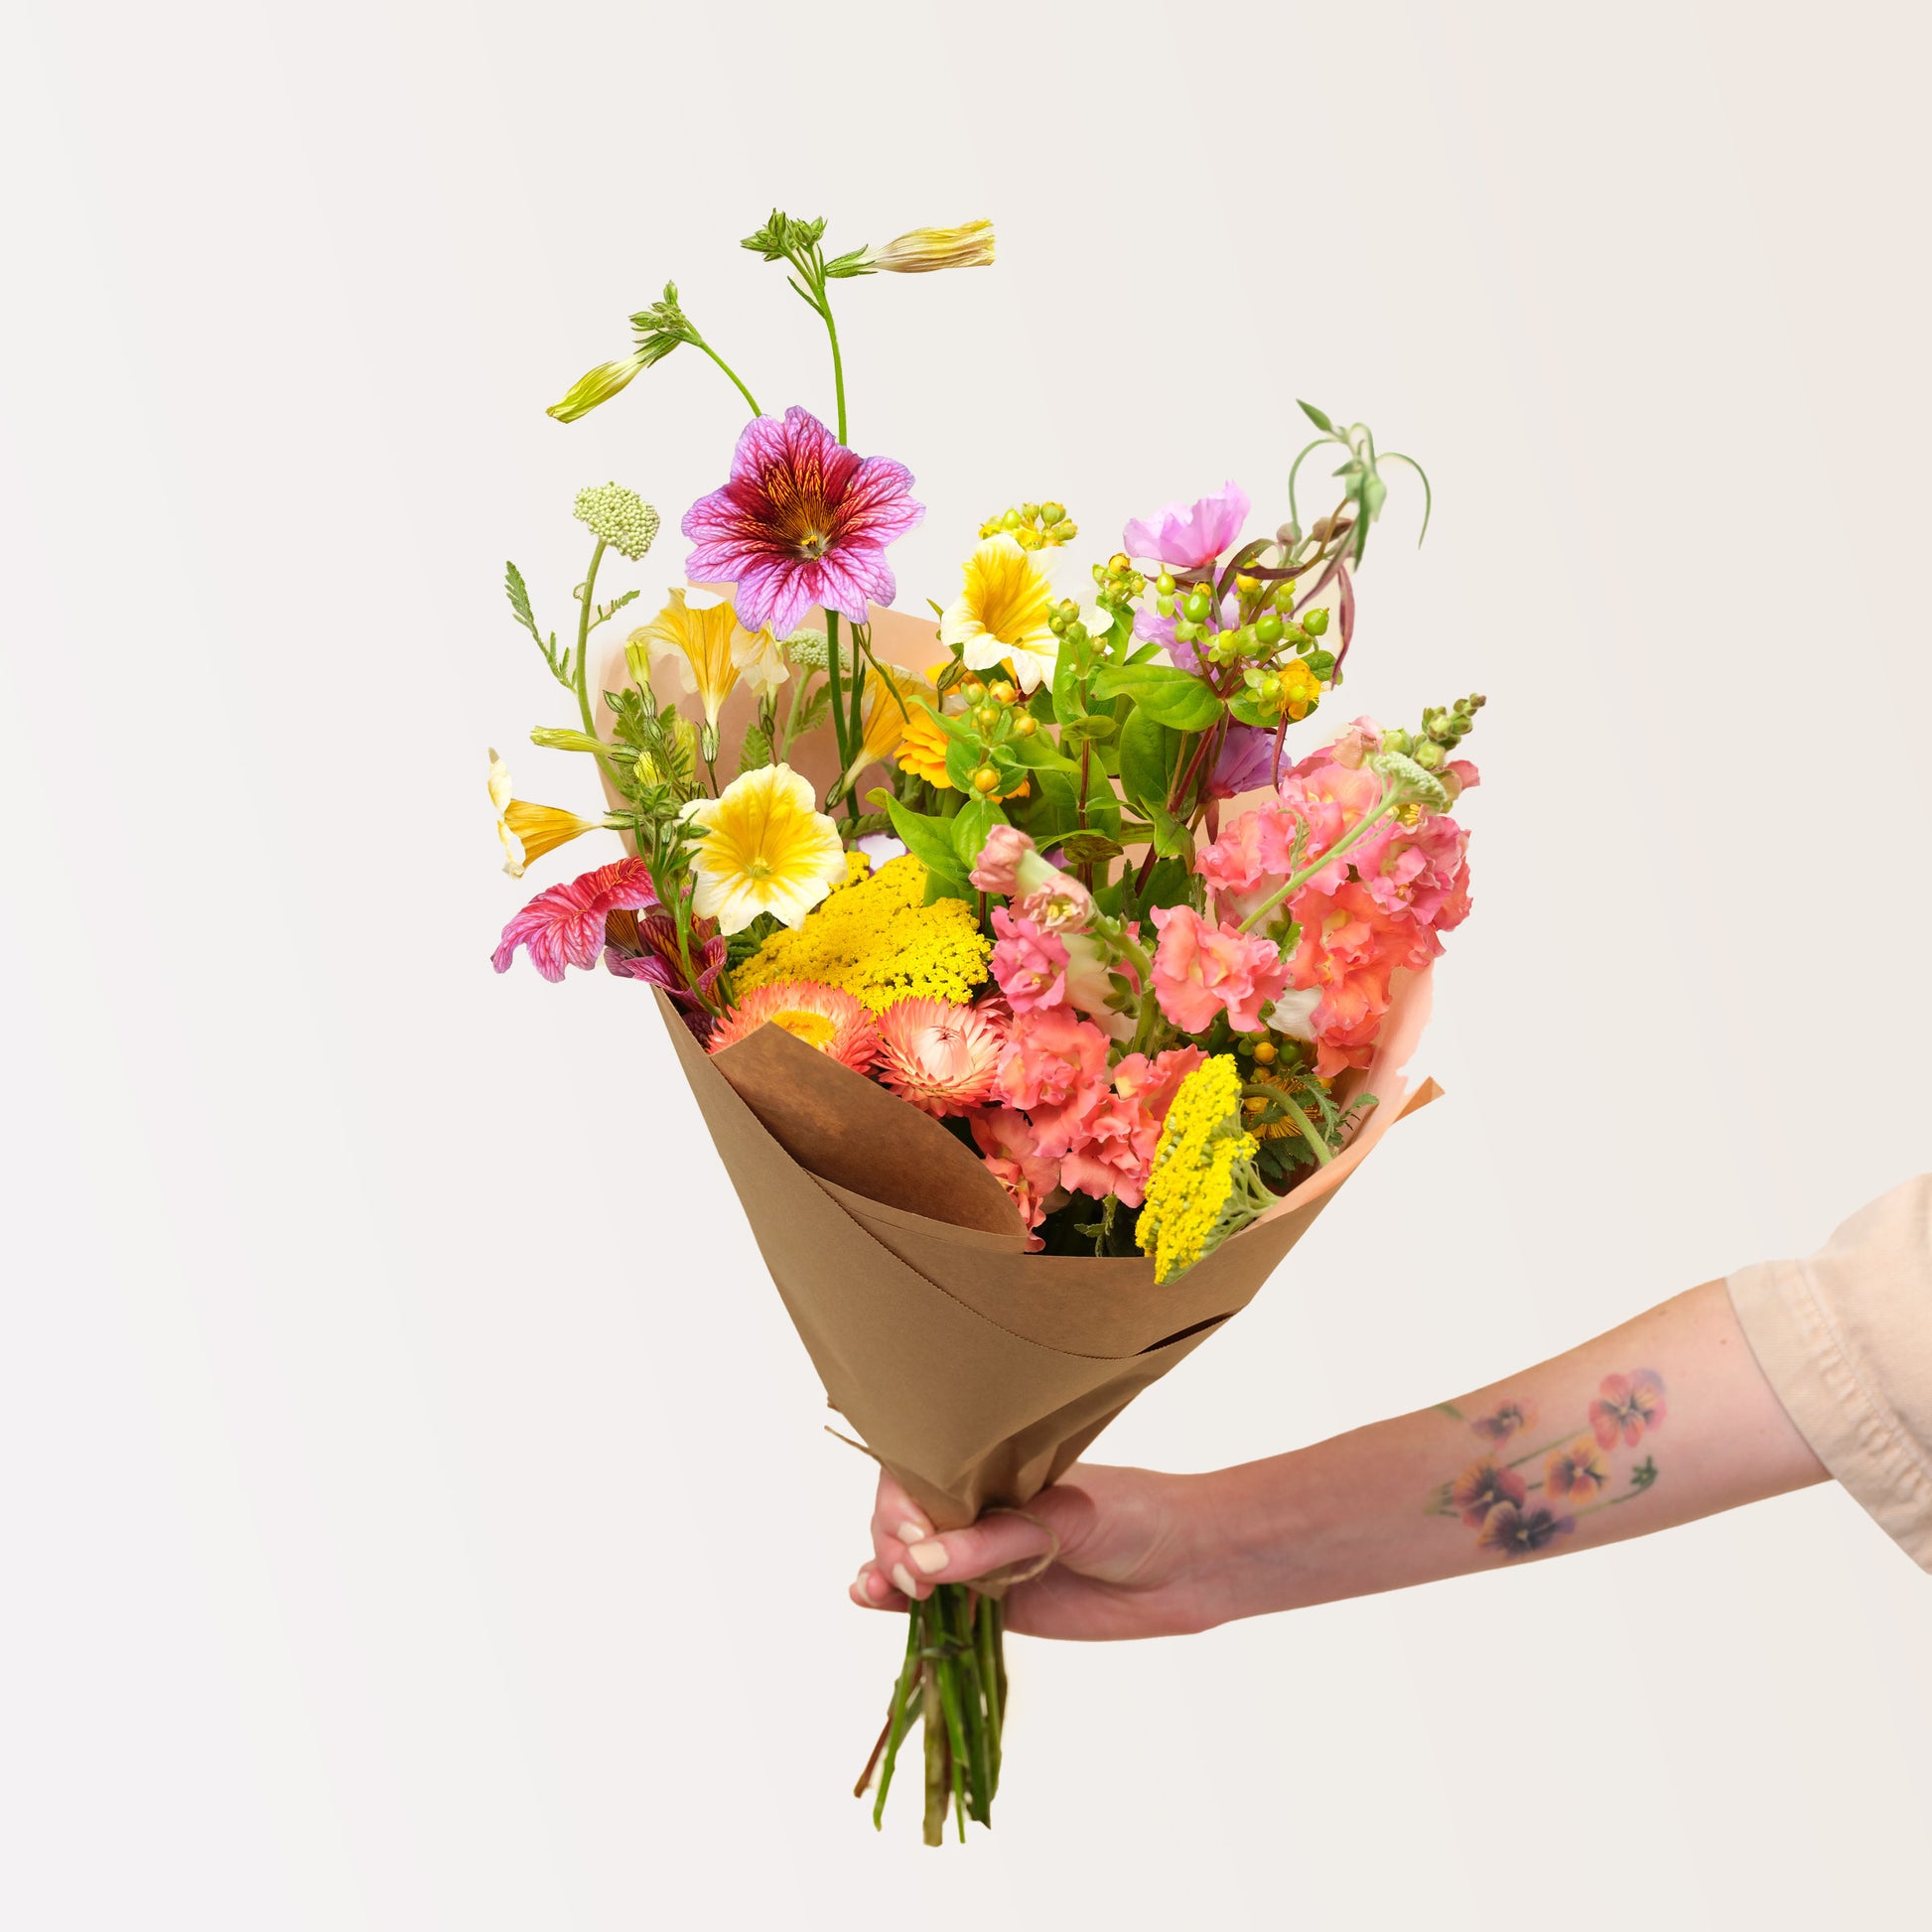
656 970 1439 1530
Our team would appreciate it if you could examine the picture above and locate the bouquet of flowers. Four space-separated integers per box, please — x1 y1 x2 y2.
485 210 1485 1843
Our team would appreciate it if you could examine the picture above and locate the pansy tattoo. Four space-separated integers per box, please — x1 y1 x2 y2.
1428 1371 1666 1562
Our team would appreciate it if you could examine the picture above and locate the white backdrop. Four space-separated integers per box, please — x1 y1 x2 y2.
5 3 1929 1926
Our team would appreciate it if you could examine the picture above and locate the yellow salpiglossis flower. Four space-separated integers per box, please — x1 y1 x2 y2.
864 220 995 273
681 762 846 935
637 589 777 728
939 533 1059 693
487 750 602 879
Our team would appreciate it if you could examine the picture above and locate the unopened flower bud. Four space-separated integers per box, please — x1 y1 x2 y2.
1253 1039 1278 1065
975 705 999 730
990 681 1016 706
972 765 999 793
573 483 660 561
1413 739 1446 768
1039 501 1066 526
1156 573 1176 596
1303 608 1330 636
1013 713 1037 738
961 678 985 704
1255 613 1285 646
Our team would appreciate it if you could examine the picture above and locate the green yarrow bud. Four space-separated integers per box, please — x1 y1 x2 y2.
573 483 660 561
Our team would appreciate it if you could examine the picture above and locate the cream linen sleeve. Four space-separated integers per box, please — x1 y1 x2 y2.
1726 1174 1932 1570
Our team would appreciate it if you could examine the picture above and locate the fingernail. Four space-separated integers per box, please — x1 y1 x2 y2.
907 1539 949 1576
891 1562 919 1596
896 1518 931 1545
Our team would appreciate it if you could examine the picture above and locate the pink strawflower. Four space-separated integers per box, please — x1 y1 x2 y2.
990 906 1070 1014
874 997 1005 1117
1059 1046 1203 1207
492 858 657 983
1121 482 1251 570
993 1007 1114 1158
969 822 1039 896
680 406 924 636
970 1108 1061 1251
1150 902 1293 1035
1286 879 1433 1076
707 979 881 1074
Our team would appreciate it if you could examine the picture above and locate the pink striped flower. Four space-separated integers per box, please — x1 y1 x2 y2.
492 858 657 983
680 406 924 636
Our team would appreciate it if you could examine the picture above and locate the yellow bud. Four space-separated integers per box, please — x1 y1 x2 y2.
990 681 1016 706
1253 1040 1278 1065
1012 713 1038 738
972 765 999 793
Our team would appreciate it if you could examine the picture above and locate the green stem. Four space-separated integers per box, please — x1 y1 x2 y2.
693 338 761 418
871 1610 924 1828
1235 789 1404 934
1257 1082 1332 1168
573 536 609 736
819 291 848 443
1504 1434 1578 1471
825 612 851 772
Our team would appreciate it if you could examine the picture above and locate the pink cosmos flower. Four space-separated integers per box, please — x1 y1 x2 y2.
969 822 1042 897
970 1108 1061 1251
874 997 1004 1117
1059 1046 1204 1207
492 858 657 983
993 1007 1115 1158
1121 482 1251 570
990 906 1069 1015
1150 902 1294 1035
680 406 924 636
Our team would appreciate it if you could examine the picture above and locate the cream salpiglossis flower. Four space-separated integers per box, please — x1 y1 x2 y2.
487 749 603 879
939 532 1060 692
636 588 785 728
681 762 846 934
863 220 996 274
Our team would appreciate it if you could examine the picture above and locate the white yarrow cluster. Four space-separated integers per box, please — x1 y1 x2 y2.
572 483 660 561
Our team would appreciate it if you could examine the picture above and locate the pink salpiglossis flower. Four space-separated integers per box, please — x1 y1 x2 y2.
1121 482 1251 570
969 822 1038 896
1059 1046 1203 1207
993 1007 1114 1158
989 906 1070 1015
492 858 657 983
605 906 728 1019
1207 725 1278 800
1150 903 1293 1035
1286 878 1432 1076
680 406 925 636
970 1107 1061 1252
1589 1371 1667 1449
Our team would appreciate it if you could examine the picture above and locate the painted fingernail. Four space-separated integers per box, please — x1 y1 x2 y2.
907 1539 949 1576
891 1562 919 1596
896 1519 931 1545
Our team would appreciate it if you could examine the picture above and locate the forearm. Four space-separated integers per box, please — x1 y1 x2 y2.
1202 1279 1829 1620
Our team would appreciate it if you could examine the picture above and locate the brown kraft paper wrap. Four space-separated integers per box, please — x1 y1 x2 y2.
654 968 1441 1532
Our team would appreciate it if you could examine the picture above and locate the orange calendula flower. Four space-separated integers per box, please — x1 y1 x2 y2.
707 979 881 1074
1449 1456 1527 1530
1544 1438 1611 1501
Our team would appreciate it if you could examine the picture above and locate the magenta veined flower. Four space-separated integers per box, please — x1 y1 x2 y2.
492 858 656 983
680 406 925 636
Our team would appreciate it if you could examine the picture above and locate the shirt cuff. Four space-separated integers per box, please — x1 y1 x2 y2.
1727 1258 1932 1572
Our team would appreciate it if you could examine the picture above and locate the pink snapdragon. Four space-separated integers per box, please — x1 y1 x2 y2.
970 822 1045 896
1353 812 1472 939
970 1108 1060 1251
1286 879 1434 1076
993 1007 1114 1158
1150 902 1293 1034
990 906 1069 1014
1059 1046 1204 1207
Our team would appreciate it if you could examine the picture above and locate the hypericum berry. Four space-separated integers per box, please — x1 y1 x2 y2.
1157 595 1176 618
1012 713 1037 738
1255 613 1285 646
990 681 1016 706
1039 501 1066 526
1181 590 1211 623
1303 607 1330 636
1253 1039 1278 1065
972 765 1000 792
974 705 999 730
1156 573 1176 596
960 678 986 704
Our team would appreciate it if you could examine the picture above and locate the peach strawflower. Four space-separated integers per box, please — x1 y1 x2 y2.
707 979 881 1074
874 997 1005 1117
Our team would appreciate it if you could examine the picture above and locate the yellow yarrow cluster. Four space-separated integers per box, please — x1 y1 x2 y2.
733 853 992 1014
1135 1056 1270 1284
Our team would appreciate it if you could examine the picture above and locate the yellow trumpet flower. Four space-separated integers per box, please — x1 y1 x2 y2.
487 750 603 878
938 533 1059 693
636 589 767 729
864 220 996 274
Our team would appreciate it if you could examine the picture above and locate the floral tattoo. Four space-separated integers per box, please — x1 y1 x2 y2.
1429 1372 1666 1561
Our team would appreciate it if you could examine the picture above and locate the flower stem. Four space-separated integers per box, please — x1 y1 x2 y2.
573 536 608 737
1235 787 1403 934
822 296 849 444
693 338 761 418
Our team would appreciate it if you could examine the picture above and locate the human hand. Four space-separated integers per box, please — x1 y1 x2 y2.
849 1462 1230 1641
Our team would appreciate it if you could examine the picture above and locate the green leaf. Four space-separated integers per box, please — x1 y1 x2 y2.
1051 636 1087 730
1089 663 1224 733
1007 728 1080 774
1118 709 1180 814
1057 713 1116 743
1298 399 1335 433
505 561 539 637
949 794 1007 870
1228 691 1282 730
1148 804 1194 862
739 721 772 771
883 794 974 894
